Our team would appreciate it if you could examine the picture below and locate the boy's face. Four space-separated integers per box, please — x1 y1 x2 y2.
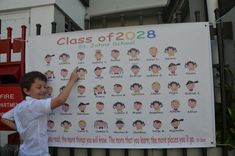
149 47 158 57
77 53 85 61
94 69 102 77
116 104 124 111
116 122 124 129
45 56 52 64
171 83 179 91
24 78 47 99
135 122 143 130
187 63 195 71
129 49 138 58
168 65 177 73
77 86 86 94
152 84 160 92
134 102 142 111
171 101 180 110
114 85 122 93
79 122 86 129
133 85 140 92
62 104 69 112
187 83 195 91
153 103 161 110
60 70 68 78
188 100 196 108
131 67 140 75
48 121 54 129
79 105 86 112
171 121 180 129
111 51 120 59
151 66 159 74
96 103 104 111
153 121 161 129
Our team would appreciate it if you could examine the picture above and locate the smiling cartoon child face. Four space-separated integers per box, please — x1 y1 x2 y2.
149 47 158 57
111 49 120 59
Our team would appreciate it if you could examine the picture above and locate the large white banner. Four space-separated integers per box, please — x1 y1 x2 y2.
26 22 215 148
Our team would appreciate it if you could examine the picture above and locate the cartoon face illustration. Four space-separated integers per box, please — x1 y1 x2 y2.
77 85 86 95
185 61 197 71
77 52 85 61
150 101 163 112
96 101 104 111
94 120 108 129
153 120 162 129
77 68 87 79
78 120 86 130
45 70 55 80
60 68 68 78
130 83 143 93
188 98 197 109
95 50 103 61
171 100 180 111
168 63 180 74
116 120 125 130
149 47 158 58
113 84 123 94
131 65 140 75
127 48 140 59
165 46 177 57
186 81 198 91
78 102 89 112
113 102 125 112
47 120 55 129
133 101 142 111
149 64 161 74
62 103 70 112
94 67 105 77
94 85 106 95
133 120 145 130
61 120 72 132
171 118 183 129
59 53 70 63
111 49 120 60
168 81 180 92
44 54 54 65
152 81 161 93
109 66 123 75
46 85 53 97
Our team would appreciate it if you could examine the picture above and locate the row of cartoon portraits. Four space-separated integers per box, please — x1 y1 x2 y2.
46 80 199 98
48 118 184 132
58 98 197 114
44 46 183 65
44 61 198 80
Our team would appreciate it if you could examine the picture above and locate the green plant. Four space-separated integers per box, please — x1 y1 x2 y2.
215 66 235 150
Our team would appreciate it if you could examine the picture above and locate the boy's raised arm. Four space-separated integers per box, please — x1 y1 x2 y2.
51 68 79 110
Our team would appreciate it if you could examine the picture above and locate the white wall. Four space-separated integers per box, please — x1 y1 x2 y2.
87 0 169 17
0 10 30 38
30 5 55 36
56 0 86 29
0 0 55 11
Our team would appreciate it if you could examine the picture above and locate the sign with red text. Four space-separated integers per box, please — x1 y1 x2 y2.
26 22 216 148
0 85 23 130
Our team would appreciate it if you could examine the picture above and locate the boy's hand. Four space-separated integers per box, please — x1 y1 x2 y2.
69 67 79 83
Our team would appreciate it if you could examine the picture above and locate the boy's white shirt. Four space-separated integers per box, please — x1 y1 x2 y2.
2 96 52 156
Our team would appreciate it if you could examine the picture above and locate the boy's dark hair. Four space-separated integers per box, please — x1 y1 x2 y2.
20 71 47 97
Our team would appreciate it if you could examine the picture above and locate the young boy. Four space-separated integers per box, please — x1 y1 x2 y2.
1 68 79 156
